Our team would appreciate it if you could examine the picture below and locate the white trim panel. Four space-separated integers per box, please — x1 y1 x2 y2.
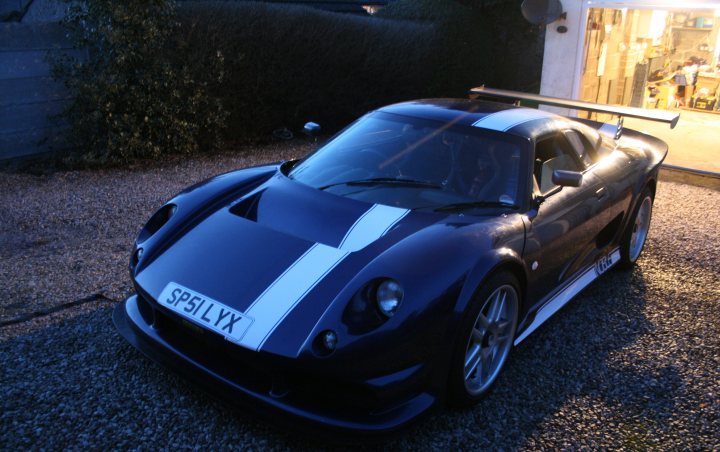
514 248 621 345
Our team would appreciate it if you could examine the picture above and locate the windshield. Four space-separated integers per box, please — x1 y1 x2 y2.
288 112 528 211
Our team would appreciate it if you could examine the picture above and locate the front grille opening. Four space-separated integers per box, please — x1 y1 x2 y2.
149 306 385 412
136 293 156 326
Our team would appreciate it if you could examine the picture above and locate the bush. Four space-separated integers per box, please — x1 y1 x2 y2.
176 1 494 141
380 0 543 92
481 0 544 92
55 0 227 164
54 0 538 162
377 0 493 95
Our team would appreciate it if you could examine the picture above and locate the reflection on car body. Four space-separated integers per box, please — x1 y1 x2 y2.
293 112 523 211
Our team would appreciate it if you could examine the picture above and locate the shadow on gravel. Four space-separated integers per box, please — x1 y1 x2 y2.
0 307 296 450
447 265 686 449
0 267 691 449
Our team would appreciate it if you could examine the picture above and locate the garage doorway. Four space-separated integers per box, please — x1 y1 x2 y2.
578 6 720 172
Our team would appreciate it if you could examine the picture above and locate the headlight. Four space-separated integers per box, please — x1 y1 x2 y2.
376 279 403 317
341 278 404 333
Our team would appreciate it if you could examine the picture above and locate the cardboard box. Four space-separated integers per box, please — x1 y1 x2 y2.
695 75 720 96
690 97 716 110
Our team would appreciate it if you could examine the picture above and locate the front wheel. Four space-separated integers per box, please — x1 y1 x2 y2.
618 187 654 269
448 272 519 408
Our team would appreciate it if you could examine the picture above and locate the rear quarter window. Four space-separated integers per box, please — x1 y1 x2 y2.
564 130 595 166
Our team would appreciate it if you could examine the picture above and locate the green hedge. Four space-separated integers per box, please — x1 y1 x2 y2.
176 1 494 141
481 0 544 92
55 0 538 163
55 0 227 164
380 0 543 92
377 0 493 94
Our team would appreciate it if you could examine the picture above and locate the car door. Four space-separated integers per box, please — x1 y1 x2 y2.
522 131 611 306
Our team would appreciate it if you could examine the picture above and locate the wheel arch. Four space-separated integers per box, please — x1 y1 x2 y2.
646 177 657 199
623 176 657 237
456 254 529 326
486 261 527 309
445 259 526 407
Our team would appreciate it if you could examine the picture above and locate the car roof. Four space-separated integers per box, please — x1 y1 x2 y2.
377 98 580 141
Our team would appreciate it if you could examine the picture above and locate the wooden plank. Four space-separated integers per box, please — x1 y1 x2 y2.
0 48 85 80
0 126 71 160
0 23 74 51
630 63 648 108
0 99 69 133
0 77 70 107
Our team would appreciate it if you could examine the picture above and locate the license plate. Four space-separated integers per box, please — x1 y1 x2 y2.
158 282 253 343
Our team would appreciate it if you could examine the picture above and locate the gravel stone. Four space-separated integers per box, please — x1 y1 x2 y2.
1 146 718 449
0 143 310 322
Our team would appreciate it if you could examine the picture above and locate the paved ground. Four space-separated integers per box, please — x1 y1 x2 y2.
1 144 719 449
624 109 720 173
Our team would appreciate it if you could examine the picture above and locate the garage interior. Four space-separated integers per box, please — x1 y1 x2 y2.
577 6 720 172
580 8 719 110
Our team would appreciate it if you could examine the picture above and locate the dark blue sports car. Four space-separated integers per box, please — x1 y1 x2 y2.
114 88 678 434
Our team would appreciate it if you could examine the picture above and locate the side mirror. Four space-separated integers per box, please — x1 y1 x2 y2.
529 170 582 221
552 169 582 187
303 122 321 137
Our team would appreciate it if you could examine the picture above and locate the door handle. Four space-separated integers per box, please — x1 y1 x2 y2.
595 187 608 199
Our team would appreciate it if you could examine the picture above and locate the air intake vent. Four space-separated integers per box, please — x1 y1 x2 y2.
229 190 264 222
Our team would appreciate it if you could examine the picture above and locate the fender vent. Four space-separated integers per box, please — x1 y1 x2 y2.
596 213 623 249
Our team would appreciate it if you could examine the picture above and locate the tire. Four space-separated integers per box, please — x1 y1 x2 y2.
618 187 654 269
447 271 520 408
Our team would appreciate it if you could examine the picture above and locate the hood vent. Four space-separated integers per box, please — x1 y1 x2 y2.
230 190 264 222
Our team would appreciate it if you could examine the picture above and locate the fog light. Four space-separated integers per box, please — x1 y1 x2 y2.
135 247 144 260
376 279 403 317
321 330 337 352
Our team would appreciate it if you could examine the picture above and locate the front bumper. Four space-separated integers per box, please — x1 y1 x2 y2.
113 294 437 434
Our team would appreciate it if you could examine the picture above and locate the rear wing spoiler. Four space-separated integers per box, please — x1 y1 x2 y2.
469 87 680 135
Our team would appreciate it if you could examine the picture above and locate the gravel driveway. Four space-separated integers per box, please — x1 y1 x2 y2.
1 144 718 449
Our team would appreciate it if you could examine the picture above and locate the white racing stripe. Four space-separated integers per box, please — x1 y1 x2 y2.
238 204 409 350
472 108 555 132
240 243 348 350
338 204 410 252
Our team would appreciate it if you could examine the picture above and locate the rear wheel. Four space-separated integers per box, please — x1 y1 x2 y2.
618 187 654 269
448 272 519 407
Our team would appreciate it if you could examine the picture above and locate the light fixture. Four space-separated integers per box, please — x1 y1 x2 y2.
320 330 337 352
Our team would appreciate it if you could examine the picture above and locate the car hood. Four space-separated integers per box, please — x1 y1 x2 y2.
134 172 447 355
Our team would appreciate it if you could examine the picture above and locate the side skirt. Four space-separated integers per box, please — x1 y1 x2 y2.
514 247 621 345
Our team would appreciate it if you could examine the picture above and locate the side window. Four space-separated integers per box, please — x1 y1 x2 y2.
533 134 583 194
564 130 594 166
